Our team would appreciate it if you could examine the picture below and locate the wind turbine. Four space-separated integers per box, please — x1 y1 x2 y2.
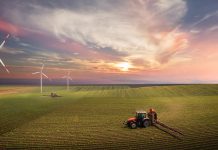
0 34 10 73
62 71 72 90
32 64 48 93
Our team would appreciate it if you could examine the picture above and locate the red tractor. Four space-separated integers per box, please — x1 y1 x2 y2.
124 108 184 140
124 109 157 129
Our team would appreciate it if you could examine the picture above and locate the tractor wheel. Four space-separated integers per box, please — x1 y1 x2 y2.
143 120 150 128
130 122 137 129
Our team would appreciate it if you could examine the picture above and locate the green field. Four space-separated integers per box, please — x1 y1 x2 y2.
0 85 218 149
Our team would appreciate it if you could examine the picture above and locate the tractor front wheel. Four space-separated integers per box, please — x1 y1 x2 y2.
143 120 150 128
130 122 137 129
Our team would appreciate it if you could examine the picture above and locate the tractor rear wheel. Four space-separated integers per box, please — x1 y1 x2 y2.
143 120 150 128
130 122 137 129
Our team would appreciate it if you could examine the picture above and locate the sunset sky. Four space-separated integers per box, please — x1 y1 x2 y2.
0 0 218 84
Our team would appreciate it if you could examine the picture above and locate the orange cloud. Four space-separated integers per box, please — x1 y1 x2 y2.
156 31 188 64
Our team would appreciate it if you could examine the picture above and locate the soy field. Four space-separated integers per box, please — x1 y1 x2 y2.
0 84 218 149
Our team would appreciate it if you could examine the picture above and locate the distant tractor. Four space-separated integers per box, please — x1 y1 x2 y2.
124 109 157 129
42 92 62 98
50 92 61 98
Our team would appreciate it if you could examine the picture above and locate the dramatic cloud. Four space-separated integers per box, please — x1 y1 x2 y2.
2 0 188 70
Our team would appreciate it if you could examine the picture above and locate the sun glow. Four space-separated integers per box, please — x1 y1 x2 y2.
116 62 131 72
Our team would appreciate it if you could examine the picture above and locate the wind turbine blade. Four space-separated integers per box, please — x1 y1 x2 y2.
32 72 40 74
0 40 6 49
0 59 10 73
0 34 10 49
42 73 48 78
6 34 10 39
0 59 6 67
5 68 10 74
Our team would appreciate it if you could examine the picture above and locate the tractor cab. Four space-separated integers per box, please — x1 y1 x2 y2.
135 111 147 120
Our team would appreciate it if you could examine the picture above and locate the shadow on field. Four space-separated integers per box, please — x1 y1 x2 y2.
0 94 69 136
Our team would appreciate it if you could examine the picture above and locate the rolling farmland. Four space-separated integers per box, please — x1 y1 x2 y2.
0 85 218 149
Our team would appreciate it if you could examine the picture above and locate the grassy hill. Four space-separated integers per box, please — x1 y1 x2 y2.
0 85 218 149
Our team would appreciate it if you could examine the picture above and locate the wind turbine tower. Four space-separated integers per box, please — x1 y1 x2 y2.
32 64 48 93
62 71 72 90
